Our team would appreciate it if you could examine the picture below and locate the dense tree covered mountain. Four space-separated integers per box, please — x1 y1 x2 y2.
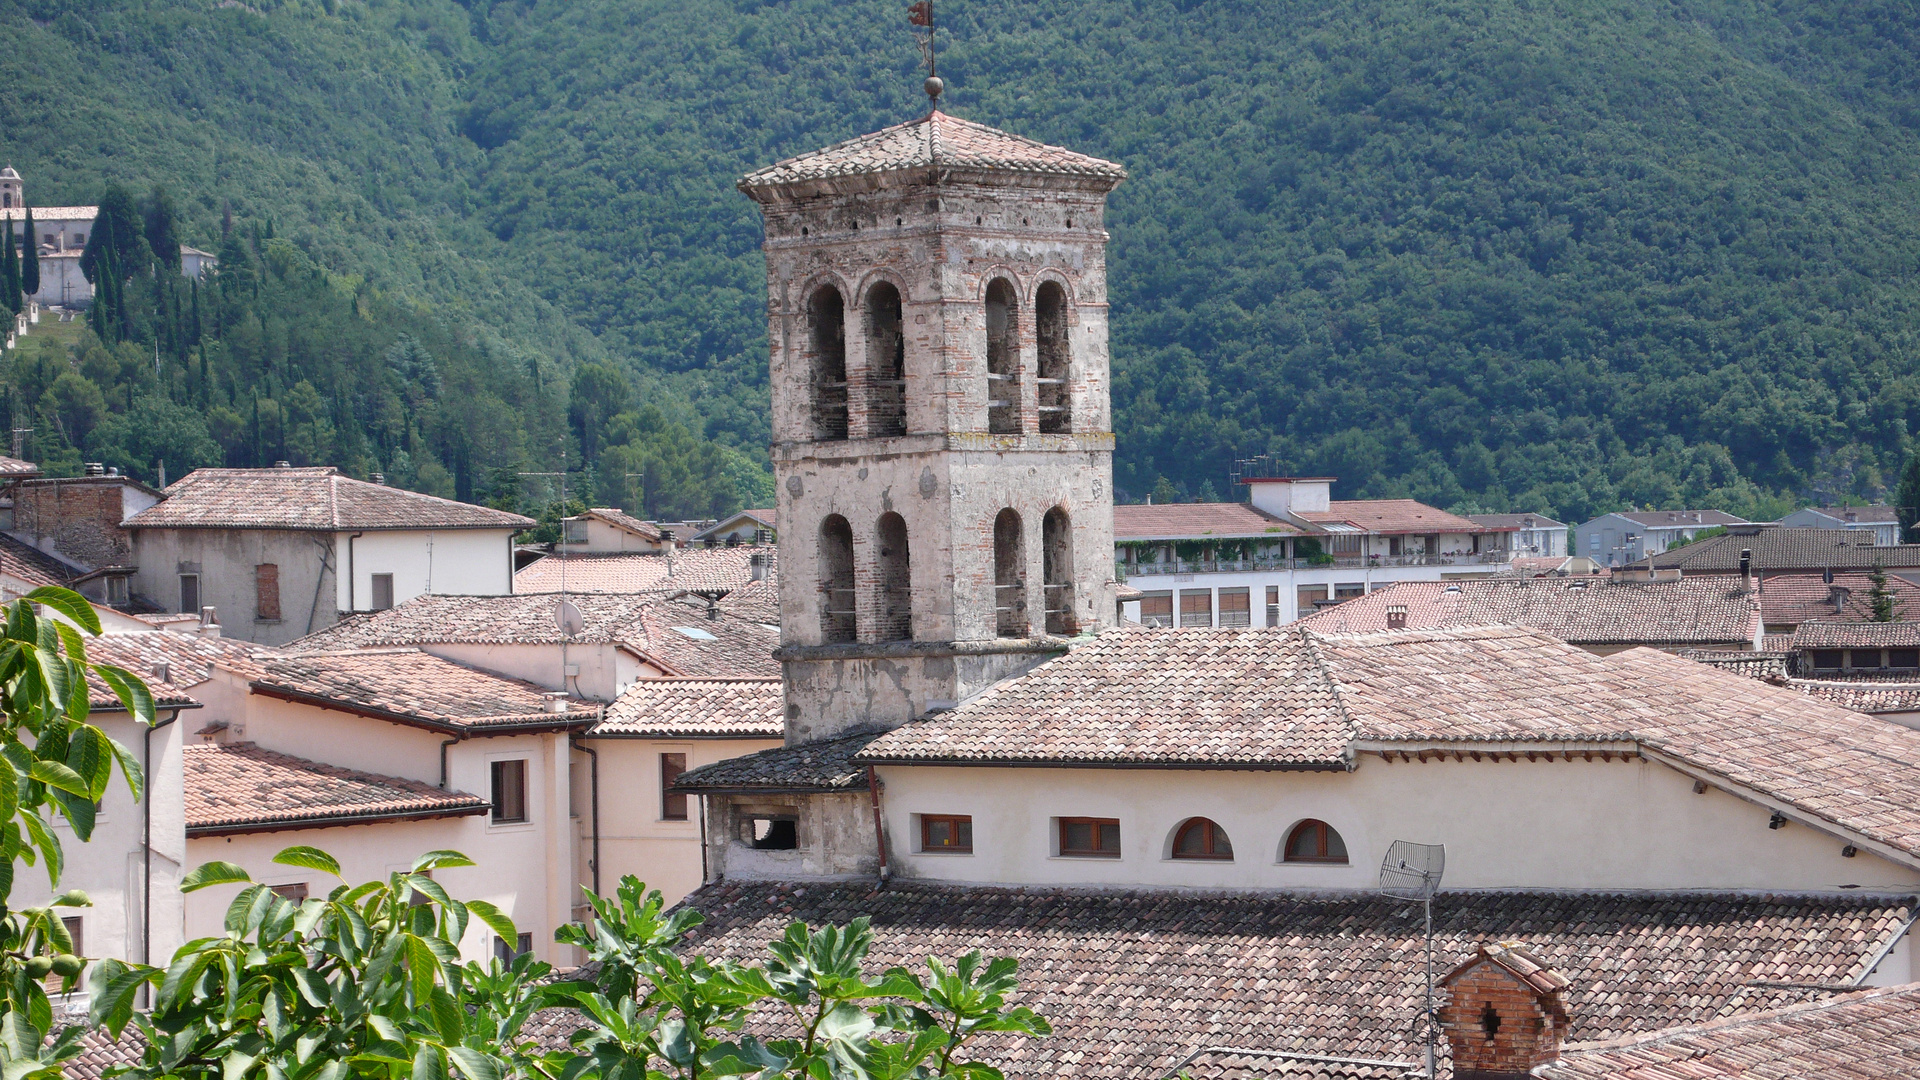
6 0 1920 523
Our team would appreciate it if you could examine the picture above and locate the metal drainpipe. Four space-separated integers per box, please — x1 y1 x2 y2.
570 736 601 897
438 735 461 789
346 532 362 613
143 707 181 1002
866 765 890 885
697 794 710 884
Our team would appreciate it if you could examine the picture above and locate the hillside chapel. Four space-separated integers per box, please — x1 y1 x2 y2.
0 167 215 308
658 96 1920 1077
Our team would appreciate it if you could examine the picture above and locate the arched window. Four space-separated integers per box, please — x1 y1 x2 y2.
993 508 1026 637
1035 280 1071 433
1172 817 1233 860
865 283 906 438
808 286 849 441
1283 819 1348 864
818 515 856 643
984 278 1020 435
876 512 912 642
1042 505 1075 635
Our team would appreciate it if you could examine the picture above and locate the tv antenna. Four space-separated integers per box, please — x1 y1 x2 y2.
907 0 942 104
521 443 580 691
1379 840 1446 1079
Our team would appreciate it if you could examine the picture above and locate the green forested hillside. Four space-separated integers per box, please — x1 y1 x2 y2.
8 0 1920 524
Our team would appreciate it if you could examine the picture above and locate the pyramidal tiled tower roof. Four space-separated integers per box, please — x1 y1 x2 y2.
739 110 1125 192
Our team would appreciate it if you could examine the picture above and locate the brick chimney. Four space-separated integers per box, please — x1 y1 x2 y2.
1439 940 1570 1080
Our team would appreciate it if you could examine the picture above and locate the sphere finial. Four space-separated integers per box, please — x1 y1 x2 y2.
925 75 944 103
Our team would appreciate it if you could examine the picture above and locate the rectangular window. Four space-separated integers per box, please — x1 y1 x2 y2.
1266 585 1281 627
660 753 688 821
494 932 533 962
255 563 281 620
1218 588 1251 627
269 882 309 902
1335 582 1365 600
370 573 394 611
1298 584 1329 612
1058 817 1121 857
105 575 128 606
920 814 973 853
490 760 528 824
1810 650 1845 671
1139 591 1173 627
1328 533 1362 556
1891 649 1920 669
563 519 588 544
72 232 85 246
1177 589 1212 627
47 916 83 992
1588 533 1600 553
179 573 199 616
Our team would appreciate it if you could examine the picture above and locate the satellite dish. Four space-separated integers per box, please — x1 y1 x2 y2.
1379 840 1445 900
555 599 585 638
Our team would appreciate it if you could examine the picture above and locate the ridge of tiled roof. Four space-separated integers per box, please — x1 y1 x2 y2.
673 730 880 792
1790 620 1920 649
1610 509 1748 528
1466 512 1567 529
1296 499 1498 535
292 593 779 677
1648 527 1920 572
87 630 277 688
125 467 533 531
0 454 39 477
859 625 1920 862
521 879 1916 1080
0 531 81 590
593 678 784 739
184 742 490 836
250 648 599 732
1797 505 1899 524
1539 981 1920 1079
576 507 661 541
1294 577 1760 645
1112 502 1301 541
1673 648 1791 681
1787 678 1920 715
739 111 1126 192
513 548 777 595
1756 569 1920 626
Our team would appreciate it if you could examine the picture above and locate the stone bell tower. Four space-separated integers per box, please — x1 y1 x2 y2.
739 106 1126 745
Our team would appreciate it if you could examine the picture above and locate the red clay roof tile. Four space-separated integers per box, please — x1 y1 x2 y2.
126 467 533 531
184 742 488 835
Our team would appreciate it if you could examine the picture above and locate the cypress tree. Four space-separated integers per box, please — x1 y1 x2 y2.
19 204 37 298
190 279 202 346
2 221 18 315
1899 454 1920 543
1870 562 1903 622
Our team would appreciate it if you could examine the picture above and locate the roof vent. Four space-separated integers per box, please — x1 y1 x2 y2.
1442 583 1462 594
83 462 104 476
1386 605 1408 629
105 466 119 478
151 660 170 685
542 692 571 714
370 472 385 485
274 460 291 469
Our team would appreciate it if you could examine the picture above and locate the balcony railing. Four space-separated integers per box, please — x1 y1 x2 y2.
1121 550 1514 576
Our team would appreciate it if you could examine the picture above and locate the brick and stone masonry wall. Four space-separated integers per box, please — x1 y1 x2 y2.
12 479 133 569
1440 960 1568 1079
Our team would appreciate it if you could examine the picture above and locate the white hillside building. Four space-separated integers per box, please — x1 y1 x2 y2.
0 167 217 308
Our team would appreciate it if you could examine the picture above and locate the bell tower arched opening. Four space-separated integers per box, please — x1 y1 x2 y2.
819 515 856 643
994 508 1027 637
876 512 912 641
808 286 849 441
865 283 907 438
1036 281 1071 434
1043 505 1076 634
985 279 1021 435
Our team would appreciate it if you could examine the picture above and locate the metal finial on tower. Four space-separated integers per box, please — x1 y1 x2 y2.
908 0 941 105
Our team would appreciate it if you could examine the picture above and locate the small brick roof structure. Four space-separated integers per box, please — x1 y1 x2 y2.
738 111 1127 195
249 648 599 734
519 879 1918 1080
1442 939 1570 996
1790 620 1920 649
513 548 776 595
1756 569 1920 627
184 742 490 836
593 678 784 739
855 625 1920 862
1112 502 1301 541
87 630 276 687
125 467 534 531
1293 577 1761 647
1297 500 1502 535
294 592 779 677
1647 526 1920 572
674 731 880 793
1538 981 1920 1079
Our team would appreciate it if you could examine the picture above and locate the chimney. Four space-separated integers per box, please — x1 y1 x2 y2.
1831 585 1850 615
274 460 292 469
750 551 768 582
198 606 222 638
1385 604 1408 630
371 472 385 486
542 691 571 714
1440 941 1570 1080
1739 548 1752 579
151 660 170 686
84 462 104 477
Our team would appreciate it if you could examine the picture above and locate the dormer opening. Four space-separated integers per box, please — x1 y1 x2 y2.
865 282 907 438
1036 281 1071 433
984 278 1021 435
993 508 1027 637
819 514 856 643
876 512 913 641
1043 505 1076 634
808 286 849 440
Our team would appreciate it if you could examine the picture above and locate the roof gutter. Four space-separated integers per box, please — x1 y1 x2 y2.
143 706 183 1002
188 802 491 838
248 683 597 737
845 756 1354 773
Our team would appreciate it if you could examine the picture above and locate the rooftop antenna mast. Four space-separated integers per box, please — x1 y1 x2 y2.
521 444 582 691
908 0 942 106
1379 840 1446 1078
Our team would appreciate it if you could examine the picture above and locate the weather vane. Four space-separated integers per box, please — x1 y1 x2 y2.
908 0 942 104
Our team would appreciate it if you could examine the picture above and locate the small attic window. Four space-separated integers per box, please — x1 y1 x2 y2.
672 626 718 641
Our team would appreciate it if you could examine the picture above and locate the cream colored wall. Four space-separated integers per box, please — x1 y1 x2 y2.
241 695 448 786
577 518 663 553
131 528 336 645
340 529 515 613
580 736 783 906
411 641 653 702
875 757 1920 892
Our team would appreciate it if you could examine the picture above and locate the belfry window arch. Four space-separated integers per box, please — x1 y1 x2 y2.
984 278 1021 435
876 512 912 642
1035 280 1071 433
807 285 849 441
993 508 1026 637
819 515 856 643
1043 504 1076 634
865 282 907 438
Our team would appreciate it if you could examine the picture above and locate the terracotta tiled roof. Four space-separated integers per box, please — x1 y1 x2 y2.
860 625 1920 860
1539 982 1920 1080
1796 505 1901 524
574 507 661 541
63 1027 142 1080
1648 526 1920 572
83 665 197 712
1788 679 1920 715
1791 620 1920 649
739 111 1126 192
1293 577 1760 646
1112 502 1301 541
1673 649 1792 681
593 678 784 738
86 630 276 687
0 532 80 589
1297 500 1496 535
711 579 781 626
1505 556 1583 576
1466 512 1567 530
184 742 489 835
125 467 533 531
250 649 599 733
293 593 779 677
0 206 94 222
513 548 776 595
1757 570 1920 627
0 454 40 477
673 731 879 792
523 880 1915 1079
692 509 775 544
